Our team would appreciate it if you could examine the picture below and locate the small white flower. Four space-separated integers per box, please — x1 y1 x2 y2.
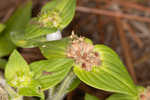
46 30 62 41
42 45 46 48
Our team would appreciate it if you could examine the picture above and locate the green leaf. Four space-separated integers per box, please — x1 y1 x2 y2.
0 1 32 57
0 34 16 57
30 58 74 90
18 79 42 97
41 0 61 11
0 58 7 69
106 93 138 100
40 38 70 59
9 1 32 47
74 45 137 96
0 23 5 33
85 93 99 100
41 0 76 29
24 22 57 40
59 0 76 29
5 1 32 32
5 50 31 88
11 32 48 48
5 50 42 97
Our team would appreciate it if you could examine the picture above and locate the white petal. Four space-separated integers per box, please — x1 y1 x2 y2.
46 30 62 41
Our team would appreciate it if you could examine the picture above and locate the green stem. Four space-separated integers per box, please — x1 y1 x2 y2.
48 87 56 100
40 92 45 100
49 71 76 100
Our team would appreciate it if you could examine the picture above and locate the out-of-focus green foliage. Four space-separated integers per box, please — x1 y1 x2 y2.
0 58 7 69
0 1 32 57
0 23 5 33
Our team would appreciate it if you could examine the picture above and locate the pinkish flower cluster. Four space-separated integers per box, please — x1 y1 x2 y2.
67 33 101 71
140 87 150 100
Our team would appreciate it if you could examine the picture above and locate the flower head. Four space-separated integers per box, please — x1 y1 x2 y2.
140 87 150 100
38 10 62 28
67 33 101 71
9 71 32 88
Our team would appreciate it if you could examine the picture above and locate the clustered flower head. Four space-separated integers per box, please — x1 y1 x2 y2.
140 87 150 100
10 71 32 88
67 33 101 71
38 10 62 28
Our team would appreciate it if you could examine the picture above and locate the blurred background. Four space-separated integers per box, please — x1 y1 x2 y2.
0 0 150 99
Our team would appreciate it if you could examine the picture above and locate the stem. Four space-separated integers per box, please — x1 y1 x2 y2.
47 87 56 100
40 92 45 100
48 71 76 100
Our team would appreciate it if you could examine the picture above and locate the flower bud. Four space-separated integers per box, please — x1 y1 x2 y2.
38 10 62 28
